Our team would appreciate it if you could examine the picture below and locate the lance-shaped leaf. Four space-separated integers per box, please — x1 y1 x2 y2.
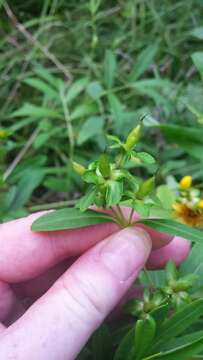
151 299 203 351
31 208 115 232
139 218 203 244
144 334 203 360
106 181 123 206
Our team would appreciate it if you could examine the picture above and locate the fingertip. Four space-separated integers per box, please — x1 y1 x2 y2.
147 236 191 269
98 227 152 282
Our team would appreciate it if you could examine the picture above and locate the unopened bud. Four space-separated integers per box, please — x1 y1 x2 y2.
72 161 86 175
137 176 155 198
98 154 111 178
125 125 141 151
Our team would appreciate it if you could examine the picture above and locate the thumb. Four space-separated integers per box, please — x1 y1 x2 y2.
0 228 151 360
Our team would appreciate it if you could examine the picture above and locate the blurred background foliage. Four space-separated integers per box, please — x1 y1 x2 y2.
1 0 203 220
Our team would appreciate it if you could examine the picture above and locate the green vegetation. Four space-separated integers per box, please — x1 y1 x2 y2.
1 0 203 358
1 0 203 220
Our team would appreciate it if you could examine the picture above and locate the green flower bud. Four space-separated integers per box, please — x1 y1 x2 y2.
125 125 141 151
137 176 155 199
98 153 111 178
72 161 86 175
172 274 198 292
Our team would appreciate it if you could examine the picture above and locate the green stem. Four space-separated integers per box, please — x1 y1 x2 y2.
116 205 125 222
110 206 126 228
128 207 135 225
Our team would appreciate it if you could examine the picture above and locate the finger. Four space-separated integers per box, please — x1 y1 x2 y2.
0 324 6 333
0 282 25 325
17 259 74 300
0 212 118 283
147 237 190 269
0 282 15 322
0 228 151 360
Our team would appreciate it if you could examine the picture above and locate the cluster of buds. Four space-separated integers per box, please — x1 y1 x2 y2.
172 176 203 227
72 125 156 225
125 262 197 320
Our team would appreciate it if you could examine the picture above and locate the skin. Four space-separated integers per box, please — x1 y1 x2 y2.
0 212 190 360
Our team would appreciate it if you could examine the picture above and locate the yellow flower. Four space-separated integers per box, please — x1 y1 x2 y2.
172 202 202 227
179 176 192 190
197 199 203 209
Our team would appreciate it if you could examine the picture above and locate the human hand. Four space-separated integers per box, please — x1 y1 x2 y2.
0 212 190 359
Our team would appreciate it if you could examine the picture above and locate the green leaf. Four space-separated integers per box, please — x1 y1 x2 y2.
191 27 203 40
87 81 104 99
156 185 176 210
70 103 97 121
77 116 104 145
140 218 203 244
11 103 60 119
192 51 203 74
83 171 98 184
162 330 203 353
180 243 203 287
157 124 203 159
99 154 111 178
114 328 136 360
135 316 156 360
78 187 97 212
104 49 117 89
129 44 159 81
144 335 203 360
31 208 115 232
151 299 203 351
133 201 151 217
136 152 156 165
108 94 124 131
66 78 89 103
150 304 169 329
0 0 5 9
106 181 123 206
34 65 59 88
24 78 58 99
9 169 44 211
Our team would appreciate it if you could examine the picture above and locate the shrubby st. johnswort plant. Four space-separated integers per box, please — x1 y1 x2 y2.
31 125 203 359
31 124 203 243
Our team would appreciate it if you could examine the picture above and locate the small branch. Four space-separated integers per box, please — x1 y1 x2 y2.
60 86 74 159
3 127 40 181
4 2 72 81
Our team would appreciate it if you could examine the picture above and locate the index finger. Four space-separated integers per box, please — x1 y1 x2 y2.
0 212 118 283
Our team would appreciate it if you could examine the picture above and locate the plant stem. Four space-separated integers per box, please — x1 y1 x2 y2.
117 205 126 223
128 207 135 225
60 86 74 159
110 206 125 227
